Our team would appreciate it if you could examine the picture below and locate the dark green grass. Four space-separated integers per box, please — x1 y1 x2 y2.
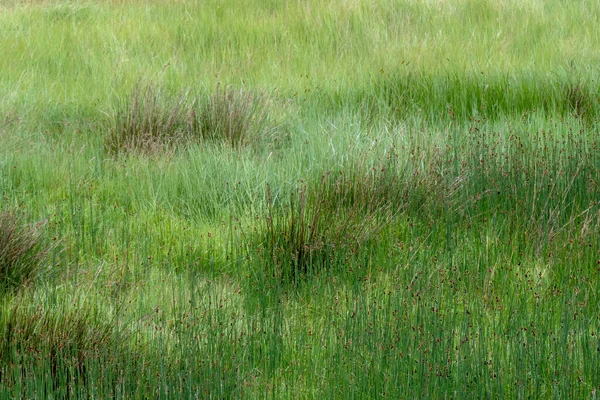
309 72 600 126
2 109 600 398
0 209 51 294
1 0 600 397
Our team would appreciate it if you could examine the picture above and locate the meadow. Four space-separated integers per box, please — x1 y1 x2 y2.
1 0 600 398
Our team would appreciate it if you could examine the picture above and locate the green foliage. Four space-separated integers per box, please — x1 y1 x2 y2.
0 300 117 395
196 85 277 148
0 210 49 294
105 84 194 154
106 84 281 154
1 0 600 397
258 161 401 283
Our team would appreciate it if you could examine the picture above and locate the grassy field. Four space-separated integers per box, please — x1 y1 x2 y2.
1 0 600 398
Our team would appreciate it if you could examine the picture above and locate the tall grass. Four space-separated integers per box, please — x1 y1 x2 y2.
0 210 50 294
106 84 194 154
256 158 404 283
1 0 600 397
196 85 279 149
106 83 283 154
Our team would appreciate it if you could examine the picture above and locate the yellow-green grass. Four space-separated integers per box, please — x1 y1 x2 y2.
1 0 600 398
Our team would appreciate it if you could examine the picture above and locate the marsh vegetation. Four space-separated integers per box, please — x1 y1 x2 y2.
1 0 599 397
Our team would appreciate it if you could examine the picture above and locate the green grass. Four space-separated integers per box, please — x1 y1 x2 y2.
1 0 600 398
0 208 54 294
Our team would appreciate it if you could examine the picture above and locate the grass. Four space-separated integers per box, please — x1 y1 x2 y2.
1 0 600 397
106 83 282 154
106 83 195 154
0 210 50 294
256 158 402 283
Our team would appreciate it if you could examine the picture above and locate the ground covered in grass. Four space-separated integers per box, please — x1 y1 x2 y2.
1 0 600 398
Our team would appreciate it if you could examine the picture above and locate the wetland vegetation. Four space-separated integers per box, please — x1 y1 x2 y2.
1 0 599 397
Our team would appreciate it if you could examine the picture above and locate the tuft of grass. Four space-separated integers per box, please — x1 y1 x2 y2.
106 84 282 154
0 300 119 396
0 210 49 294
196 85 277 148
259 162 399 283
105 84 194 155
563 83 595 121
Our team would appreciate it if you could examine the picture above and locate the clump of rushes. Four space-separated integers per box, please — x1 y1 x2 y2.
105 84 194 154
563 83 595 121
260 161 399 283
0 302 117 395
0 210 49 294
106 83 280 154
196 84 276 148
